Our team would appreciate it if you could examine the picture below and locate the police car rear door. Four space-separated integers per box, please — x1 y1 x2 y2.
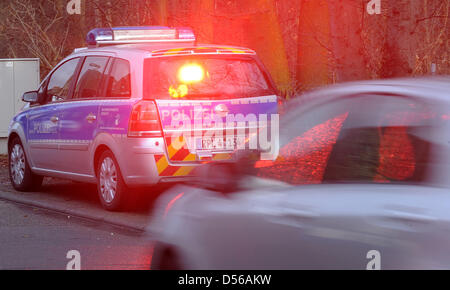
145 48 278 163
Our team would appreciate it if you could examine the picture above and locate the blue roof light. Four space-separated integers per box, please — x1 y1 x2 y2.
86 26 196 46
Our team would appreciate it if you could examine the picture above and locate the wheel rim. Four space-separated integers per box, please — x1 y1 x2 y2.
99 157 118 204
10 144 26 185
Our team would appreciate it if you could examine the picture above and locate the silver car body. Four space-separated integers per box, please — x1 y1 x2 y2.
150 77 450 269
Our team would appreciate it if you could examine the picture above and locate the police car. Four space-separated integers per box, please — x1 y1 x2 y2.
8 27 279 211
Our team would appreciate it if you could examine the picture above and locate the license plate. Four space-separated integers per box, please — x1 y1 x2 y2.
197 136 245 150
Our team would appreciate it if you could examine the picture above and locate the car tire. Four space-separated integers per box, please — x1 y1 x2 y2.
152 245 183 270
8 137 43 192
96 150 133 211
205 163 237 193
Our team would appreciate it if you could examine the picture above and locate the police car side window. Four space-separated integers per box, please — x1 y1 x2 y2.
73 56 109 99
105 58 131 98
46 58 80 103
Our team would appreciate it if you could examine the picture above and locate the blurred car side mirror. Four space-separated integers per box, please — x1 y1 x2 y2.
194 150 262 193
22 91 39 103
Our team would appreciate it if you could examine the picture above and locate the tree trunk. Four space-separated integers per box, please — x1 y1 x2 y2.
327 0 368 82
243 0 291 94
152 0 168 25
296 0 331 90
380 0 414 78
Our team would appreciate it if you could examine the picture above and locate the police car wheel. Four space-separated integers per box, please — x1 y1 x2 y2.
97 150 129 211
8 137 43 192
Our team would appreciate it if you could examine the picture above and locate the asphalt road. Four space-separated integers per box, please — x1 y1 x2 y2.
0 199 153 270
0 154 169 231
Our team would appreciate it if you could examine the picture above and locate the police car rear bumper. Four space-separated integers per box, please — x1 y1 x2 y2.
118 137 197 187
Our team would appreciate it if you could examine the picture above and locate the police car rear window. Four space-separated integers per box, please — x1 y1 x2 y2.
144 55 275 100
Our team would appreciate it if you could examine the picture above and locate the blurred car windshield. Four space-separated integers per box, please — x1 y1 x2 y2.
144 56 275 100
256 93 449 187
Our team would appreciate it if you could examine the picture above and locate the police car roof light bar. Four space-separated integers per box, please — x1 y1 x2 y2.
86 26 196 47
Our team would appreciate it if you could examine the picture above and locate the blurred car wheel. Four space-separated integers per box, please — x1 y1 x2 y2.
194 162 238 193
8 137 43 191
151 244 183 270
96 150 133 211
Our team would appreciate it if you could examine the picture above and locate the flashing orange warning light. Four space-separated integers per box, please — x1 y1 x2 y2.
178 63 205 84
169 84 188 98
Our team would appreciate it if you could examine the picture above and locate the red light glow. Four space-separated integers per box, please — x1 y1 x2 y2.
164 192 185 218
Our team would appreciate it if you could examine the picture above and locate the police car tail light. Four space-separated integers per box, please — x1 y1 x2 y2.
128 101 162 138
86 26 196 46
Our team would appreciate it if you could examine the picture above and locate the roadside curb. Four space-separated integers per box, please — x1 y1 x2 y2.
0 190 148 232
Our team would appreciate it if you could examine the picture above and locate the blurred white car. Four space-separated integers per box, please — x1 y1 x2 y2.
149 77 450 270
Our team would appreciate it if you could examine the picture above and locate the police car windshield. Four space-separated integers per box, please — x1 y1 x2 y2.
144 56 275 100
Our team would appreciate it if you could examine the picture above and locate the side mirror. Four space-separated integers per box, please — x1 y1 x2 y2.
194 150 262 193
195 162 239 193
22 91 39 103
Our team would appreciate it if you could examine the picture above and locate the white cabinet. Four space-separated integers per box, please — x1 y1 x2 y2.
0 59 40 138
